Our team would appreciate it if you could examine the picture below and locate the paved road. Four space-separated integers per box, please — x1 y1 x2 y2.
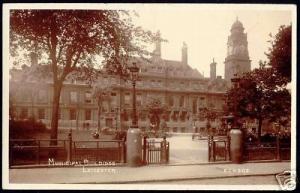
143 175 279 185
8 162 290 185
168 135 208 164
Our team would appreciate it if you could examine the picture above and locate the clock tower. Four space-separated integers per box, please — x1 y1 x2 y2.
224 18 251 81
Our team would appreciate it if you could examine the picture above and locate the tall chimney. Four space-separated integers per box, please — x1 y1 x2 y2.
154 30 161 58
210 58 217 79
182 42 188 65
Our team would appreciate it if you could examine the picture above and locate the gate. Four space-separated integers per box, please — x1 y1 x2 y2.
142 137 169 164
72 140 125 163
208 135 230 162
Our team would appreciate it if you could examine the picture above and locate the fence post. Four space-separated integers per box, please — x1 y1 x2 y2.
143 136 147 165
276 134 281 161
37 140 40 164
167 142 169 163
208 135 213 162
68 129 72 162
122 139 126 163
160 136 167 164
213 141 216 161
9 141 12 167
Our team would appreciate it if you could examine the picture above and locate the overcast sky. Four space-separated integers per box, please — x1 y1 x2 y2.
133 5 292 78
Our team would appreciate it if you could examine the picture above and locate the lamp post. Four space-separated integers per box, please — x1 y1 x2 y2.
229 73 243 164
230 73 241 129
126 62 142 167
115 107 119 131
128 62 139 128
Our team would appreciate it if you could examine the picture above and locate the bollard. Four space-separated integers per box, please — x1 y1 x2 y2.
126 127 142 167
229 128 243 163
208 135 213 162
67 129 72 162
143 136 147 165
276 134 281 161
160 136 167 164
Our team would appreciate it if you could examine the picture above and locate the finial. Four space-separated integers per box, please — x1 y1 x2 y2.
213 58 215 63
183 41 187 47
236 16 239 21
157 30 161 36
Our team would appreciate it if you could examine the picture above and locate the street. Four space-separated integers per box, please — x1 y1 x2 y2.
168 135 208 164
143 175 279 185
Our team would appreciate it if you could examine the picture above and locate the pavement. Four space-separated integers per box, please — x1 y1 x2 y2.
9 161 291 185
7 135 292 189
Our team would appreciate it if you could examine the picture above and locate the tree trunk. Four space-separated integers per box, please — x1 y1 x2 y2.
257 117 263 143
31 91 35 120
50 82 63 145
98 97 101 132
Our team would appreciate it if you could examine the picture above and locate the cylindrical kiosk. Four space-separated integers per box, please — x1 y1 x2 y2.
126 127 142 167
230 128 243 163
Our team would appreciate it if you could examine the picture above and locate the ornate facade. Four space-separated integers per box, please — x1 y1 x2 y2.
10 19 254 134
224 18 251 81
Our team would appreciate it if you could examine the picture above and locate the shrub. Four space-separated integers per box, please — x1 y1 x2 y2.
9 117 48 139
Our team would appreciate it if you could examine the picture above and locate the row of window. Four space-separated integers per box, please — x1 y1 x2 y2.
18 89 215 110
19 107 209 122
19 108 92 120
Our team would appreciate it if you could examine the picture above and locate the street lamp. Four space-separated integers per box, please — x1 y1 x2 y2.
128 62 139 128
230 73 241 129
126 62 142 167
229 73 243 164
115 107 119 131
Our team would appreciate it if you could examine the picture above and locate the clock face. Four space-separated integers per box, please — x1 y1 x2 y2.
239 45 246 55
232 45 247 56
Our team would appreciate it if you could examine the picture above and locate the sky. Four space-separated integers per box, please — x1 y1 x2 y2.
6 4 293 79
132 5 293 78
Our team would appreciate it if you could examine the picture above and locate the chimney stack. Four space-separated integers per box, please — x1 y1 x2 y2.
210 58 217 79
182 42 188 65
154 30 161 58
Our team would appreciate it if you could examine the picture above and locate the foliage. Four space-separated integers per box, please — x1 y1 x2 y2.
226 25 292 140
9 117 48 139
145 98 169 131
226 66 291 139
10 10 156 140
266 25 291 82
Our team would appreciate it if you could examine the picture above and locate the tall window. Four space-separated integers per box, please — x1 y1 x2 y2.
20 108 28 119
168 96 174 107
199 97 205 108
105 118 113 128
85 91 92 103
124 92 130 106
85 109 91 120
70 91 78 104
22 91 31 102
58 109 62 120
38 108 45 119
179 96 185 107
192 98 197 114
136 93 142 106
70 109 76 120
38 90 47 103
111 92 117 106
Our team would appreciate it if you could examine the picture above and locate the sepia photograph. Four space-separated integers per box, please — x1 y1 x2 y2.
2 3 296 190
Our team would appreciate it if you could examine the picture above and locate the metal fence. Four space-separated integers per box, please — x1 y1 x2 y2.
208 135 291 162
142 137 169 164
243 141 291 161
9 139 68 166
208 135 230 162
72 140 125 163
9 138 125 167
